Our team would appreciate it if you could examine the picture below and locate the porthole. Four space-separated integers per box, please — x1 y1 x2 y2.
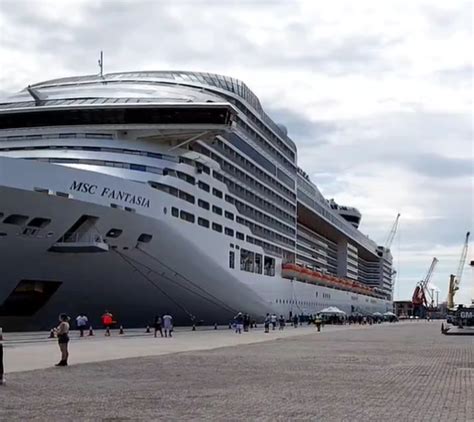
106 228 123 238
138 233 153 243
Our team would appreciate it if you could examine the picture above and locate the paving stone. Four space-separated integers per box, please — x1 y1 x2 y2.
0 322 472 421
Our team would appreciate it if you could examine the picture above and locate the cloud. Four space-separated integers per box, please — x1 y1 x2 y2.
0 0 472 304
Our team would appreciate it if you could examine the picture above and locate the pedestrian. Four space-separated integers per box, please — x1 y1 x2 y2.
55 313 70 367
234 312 244 334
154 315 163 338
315 314 322 332
243 313 250 332
293 314 298 328
278 315 285 330
101 310 114 336
270 313 277 330
264 313 271 333
162 313 173 337
0 327 4 385
75 313 88 338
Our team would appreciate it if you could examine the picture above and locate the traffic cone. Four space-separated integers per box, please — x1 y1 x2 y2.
119 325 124 335
49 329 55 338
88 326 94 336
146 326 151 333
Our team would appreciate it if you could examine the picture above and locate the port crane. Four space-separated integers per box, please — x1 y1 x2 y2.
412 257 438 317
378 213 401 257
442 232 473 335
447 231 470 309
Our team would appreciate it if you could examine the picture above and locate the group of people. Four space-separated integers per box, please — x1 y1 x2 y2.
51 310 175 367
153 314 174 338
232 312 251 334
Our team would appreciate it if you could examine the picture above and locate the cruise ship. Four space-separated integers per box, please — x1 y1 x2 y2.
0 71 394 330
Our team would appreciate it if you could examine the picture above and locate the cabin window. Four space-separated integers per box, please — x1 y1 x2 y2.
180 210 195 223
212 222 222 233
224 211 234 220
212 188 223 199
240 249 255 272
198 199 210 210
212 205 222 215
264 256 275 276
224 227 234 237
171 207 179 217
198 217 209 228
198 181 210 192
229 251 235 269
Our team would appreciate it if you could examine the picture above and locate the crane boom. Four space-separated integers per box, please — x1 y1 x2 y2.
412 257 438 308
448 232 470 309
384 213 401 250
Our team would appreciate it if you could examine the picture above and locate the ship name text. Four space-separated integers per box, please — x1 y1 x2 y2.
69 181 150 208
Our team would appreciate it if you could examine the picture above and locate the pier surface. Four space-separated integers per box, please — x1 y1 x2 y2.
1 322 472 421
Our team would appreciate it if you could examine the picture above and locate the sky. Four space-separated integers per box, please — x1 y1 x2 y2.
0 0 473 303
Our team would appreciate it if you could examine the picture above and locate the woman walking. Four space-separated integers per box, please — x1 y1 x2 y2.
55 314 70 367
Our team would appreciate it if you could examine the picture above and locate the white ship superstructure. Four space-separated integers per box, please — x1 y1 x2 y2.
0 72 393 330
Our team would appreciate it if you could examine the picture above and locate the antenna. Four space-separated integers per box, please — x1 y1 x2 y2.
98 51 104 77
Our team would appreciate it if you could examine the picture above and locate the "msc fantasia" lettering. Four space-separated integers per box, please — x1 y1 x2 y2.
70 181 150 208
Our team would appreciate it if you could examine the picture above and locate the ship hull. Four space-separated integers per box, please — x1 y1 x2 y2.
0 157 391 331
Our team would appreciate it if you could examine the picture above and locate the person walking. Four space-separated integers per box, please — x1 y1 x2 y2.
315 314 322 332
154 315 163 338
264 313 271 333
75 313 88 338
243 313 250 332
101 310 114 336
55 314 70 367
162 313 173 338
293 314 298 328
278 315 285 330
270 313 277 330
234 312 244 334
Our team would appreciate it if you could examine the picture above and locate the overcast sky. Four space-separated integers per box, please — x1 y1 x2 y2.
1 0 473 303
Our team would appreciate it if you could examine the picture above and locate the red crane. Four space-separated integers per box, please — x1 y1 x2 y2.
412 257 438 314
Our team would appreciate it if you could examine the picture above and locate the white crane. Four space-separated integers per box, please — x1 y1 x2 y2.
448 232 470 309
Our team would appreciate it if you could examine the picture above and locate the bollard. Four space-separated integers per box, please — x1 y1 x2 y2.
88 326 94 336
192 324 196 331
0 327 4 386
119 326 124 335
228 323 232 329
146 325 151 333
49 328 56 338
214 323 218 330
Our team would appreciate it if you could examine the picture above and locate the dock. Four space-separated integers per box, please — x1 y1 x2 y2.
1 321 472 421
